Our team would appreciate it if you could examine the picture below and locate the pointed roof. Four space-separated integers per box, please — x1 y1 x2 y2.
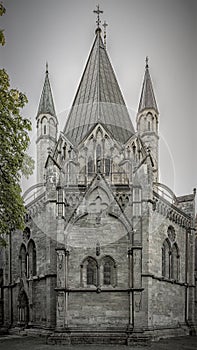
63 28 135 145
37 64 56 117
138 58 158 113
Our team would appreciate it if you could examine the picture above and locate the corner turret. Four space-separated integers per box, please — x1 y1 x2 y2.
136 58 159 182
36 64 58 183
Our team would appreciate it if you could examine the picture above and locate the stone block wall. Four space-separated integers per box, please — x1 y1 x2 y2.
3 200 57 329
147 278 185 327
67 292 129 327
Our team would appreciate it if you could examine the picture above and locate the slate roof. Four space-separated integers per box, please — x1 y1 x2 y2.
63 28 135 145
37 66 56 117
138 61 158 113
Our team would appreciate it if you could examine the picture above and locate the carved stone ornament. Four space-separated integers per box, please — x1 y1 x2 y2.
23 227 31 242
167 226 176 242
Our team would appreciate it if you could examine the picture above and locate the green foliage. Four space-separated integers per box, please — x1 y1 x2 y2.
0 3 34 239
0 69 33 237
0 2 6 45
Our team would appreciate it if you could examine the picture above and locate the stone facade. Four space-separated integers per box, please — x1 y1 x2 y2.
0 24 196 344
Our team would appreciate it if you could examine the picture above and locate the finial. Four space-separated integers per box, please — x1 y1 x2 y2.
93 4 103 30
102 20 108 48
46 61 49 74
145 56 149 69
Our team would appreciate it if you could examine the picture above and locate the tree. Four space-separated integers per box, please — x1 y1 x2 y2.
0 3 34 242
0 3 6 46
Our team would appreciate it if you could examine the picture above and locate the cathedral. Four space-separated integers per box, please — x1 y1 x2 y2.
0 10 197 345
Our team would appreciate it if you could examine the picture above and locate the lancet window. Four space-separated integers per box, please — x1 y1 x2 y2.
162 226 180 280
27 240 37 277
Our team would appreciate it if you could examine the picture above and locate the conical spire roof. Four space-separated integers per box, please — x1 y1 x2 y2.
37 64 56 117
63 29 135 145
138 58 158 113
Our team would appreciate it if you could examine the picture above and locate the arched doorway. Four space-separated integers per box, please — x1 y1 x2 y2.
18 290 29 326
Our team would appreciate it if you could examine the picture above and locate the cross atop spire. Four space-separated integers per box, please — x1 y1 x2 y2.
93 5 103 29
102 20 108 47
145 56 149 69
46 61 49 74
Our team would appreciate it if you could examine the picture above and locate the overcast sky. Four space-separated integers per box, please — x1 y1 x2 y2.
1 0 197 199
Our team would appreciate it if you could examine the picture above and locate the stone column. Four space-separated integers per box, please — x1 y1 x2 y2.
64 250 69 327
56 248 69 329
132 246 143 332
28 276 33 326
128 248 133 330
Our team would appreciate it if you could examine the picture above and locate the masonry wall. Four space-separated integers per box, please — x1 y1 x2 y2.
145 207 188 328
68 292 129 327
63 212 131 328
148 279 185 327
3 199 57 328
149 211 186 282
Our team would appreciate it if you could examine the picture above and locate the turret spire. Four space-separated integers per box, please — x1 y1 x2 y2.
138 57 158 113
37 63 56 118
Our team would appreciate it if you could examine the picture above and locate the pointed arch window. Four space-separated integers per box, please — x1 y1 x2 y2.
27 240 37 277
102 256 117 286
88 156 94 175
87 258 97 286
49 118 56 138
162 232 180 281
80 257 98 287
105 158 110 176
96 144 102 172
18 291 29 325
162 239 170 278
103 262 112 285
171 243 179 280
41 116 47 135
96 144 101 159
19 244 27 277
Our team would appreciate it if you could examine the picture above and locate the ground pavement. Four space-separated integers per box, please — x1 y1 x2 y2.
0 335 196 350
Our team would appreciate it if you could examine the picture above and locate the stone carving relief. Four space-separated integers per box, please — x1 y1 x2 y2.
167 226 176 243
23 227 31 242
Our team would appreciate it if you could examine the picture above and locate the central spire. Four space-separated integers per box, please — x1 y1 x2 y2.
63 9 135 145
